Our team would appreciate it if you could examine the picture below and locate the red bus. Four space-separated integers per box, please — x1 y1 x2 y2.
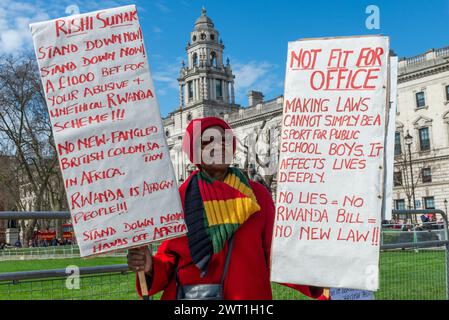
33 223 75 243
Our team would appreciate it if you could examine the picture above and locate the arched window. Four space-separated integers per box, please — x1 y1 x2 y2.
210 51 217 67
192 53 198 67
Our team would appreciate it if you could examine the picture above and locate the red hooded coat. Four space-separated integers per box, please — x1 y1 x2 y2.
136 172 323 300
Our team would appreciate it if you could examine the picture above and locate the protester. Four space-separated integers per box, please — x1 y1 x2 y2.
420 214 429 223
128 117 325 300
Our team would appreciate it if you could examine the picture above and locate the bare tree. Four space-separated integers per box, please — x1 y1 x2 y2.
394 151 427 212
0 54 64 247
0 155 20 210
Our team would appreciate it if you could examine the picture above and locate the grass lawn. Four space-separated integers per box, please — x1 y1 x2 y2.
375 250 447 300
0 250 447 300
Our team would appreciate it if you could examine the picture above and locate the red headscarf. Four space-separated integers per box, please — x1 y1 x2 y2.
181 117 236 166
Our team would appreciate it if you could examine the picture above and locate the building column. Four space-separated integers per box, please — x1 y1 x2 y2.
194 79 198 101
179 83 183 107
197 79 200 101
231 81 235 104
222 79 227 102
204 77 209 100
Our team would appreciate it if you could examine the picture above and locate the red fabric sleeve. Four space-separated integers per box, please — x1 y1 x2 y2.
257 182 325 300
135 240 177 298
135 179 193 298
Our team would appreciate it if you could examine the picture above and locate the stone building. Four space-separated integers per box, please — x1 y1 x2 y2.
164 9 449 212
393 47 449 213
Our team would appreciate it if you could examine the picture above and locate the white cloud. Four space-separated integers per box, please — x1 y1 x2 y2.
152 26 163 34
0 0 131 55
152 57 183 97
0 1 50 54
155 1 170 13
232 60 282 104
233 61 272 88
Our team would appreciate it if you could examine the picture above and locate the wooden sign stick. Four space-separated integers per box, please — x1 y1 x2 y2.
138 270 150 300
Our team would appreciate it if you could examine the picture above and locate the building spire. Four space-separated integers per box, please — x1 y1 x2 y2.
201 6 206 16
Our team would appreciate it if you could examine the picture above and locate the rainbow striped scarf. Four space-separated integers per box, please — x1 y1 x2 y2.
184 167 261 276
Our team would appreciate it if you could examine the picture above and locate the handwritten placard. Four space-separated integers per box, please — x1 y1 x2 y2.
30 5 186 257
270 36 389 291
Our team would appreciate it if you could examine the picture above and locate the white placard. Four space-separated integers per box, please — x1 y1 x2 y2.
271 35 389 291
30 5 186 257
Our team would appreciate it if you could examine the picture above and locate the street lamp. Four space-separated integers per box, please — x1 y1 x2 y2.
404 131 416 211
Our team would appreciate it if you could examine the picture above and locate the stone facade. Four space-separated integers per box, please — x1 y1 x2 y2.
393 47 449 213
163 9 449 213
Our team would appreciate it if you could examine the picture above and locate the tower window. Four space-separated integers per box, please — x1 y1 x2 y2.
201 33 206 40
192 35 197 42
192 53 198 67
188 81 193 100
210 34 215 41
215 79 222 99
210 51 217 67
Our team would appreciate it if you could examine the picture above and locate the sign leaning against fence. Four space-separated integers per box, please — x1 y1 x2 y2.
270 35 390 291
29 5 186 258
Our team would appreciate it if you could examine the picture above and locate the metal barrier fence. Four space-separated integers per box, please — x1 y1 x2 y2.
0 265 136 300
377 209 449 300
0 210 448 300
0 245 129 260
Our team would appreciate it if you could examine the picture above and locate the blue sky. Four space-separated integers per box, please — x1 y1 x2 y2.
1 0 448 116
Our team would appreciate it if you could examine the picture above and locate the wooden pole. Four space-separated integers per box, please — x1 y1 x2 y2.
138 270 150 300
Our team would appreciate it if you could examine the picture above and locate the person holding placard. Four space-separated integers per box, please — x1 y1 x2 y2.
128 117 325 300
